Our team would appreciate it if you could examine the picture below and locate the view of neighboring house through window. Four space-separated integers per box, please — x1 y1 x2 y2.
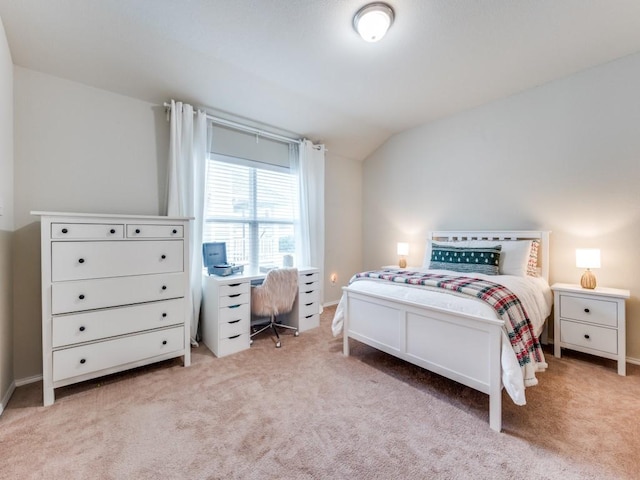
203 154 298 269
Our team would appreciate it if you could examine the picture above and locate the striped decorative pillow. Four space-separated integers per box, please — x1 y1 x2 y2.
430 244 502 276
527 239 540 276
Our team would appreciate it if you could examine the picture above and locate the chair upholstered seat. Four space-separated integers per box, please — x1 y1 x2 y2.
250 268 299 348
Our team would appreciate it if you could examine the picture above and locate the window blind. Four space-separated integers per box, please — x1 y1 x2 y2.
203 156 297 268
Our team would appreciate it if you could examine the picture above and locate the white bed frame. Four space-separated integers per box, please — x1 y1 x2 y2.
342 230 550 432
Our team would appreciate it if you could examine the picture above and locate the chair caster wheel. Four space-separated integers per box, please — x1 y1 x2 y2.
294 331 299 337
249 339 254 346
276 342 281 348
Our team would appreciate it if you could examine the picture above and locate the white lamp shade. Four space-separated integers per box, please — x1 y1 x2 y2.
397 242 409 256
354 3 394 42
576 249 601 269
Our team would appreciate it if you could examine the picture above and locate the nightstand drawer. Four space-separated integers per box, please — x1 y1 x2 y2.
560 319 617 354
559 294 617 327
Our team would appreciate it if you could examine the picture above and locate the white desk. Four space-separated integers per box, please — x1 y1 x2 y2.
201 267 320 357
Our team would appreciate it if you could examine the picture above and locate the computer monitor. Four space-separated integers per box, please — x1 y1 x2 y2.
202 242 227 268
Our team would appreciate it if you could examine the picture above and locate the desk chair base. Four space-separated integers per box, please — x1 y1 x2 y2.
250 316 299 348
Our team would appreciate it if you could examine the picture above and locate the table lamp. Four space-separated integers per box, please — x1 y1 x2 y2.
576 248 600 289
397 242 409 268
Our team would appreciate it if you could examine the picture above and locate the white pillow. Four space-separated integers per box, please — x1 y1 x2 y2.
423 239 533 276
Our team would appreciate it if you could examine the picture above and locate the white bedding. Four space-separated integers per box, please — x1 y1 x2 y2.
332 268 553 406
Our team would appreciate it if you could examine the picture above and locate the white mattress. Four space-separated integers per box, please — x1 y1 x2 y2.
332 268 553 405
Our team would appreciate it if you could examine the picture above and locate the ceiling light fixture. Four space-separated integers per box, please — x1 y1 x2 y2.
353 2 395 43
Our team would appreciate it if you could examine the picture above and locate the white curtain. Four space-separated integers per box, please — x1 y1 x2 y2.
291 139 325 308
167 100 208 345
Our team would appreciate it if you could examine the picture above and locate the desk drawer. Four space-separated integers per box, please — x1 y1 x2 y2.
52 273 185 314
559 295 617 327
219 317 249 338
300 313 320 332
218 303 250 324
52 240 183 281
560 319 617 354
52 299 184 347
53 326 184 382
299 289 319 305
299 301 319 318
300 272 319 287
219 282 250 296
219 292 250 308
216 333 250 358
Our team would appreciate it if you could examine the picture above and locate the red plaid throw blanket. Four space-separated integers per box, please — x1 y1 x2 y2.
352 270 547 386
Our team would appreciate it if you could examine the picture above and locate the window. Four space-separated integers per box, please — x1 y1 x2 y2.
202 155 298 269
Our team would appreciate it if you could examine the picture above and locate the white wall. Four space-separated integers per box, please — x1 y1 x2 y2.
324 152 363 305
13 67 169 379
0 15 14 413
363 52 640 360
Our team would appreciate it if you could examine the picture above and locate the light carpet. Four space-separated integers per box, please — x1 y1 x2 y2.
1 305 639 479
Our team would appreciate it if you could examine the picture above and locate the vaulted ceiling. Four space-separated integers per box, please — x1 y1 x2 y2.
2 0 640 160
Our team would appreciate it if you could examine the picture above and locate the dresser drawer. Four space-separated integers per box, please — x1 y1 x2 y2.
559 294 617 327
219 292 250 308
52 223 124 239
52 240 184 282
298 289 319 305
219 317 249 338
52 272 185 314
219 282 250 296
127 224 184 238
52 298 185 347
53 326 184 382
218 303 250 324
216 333 250 358
560 319 617 354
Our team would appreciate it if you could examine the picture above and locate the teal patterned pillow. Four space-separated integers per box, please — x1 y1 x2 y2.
429 244 502 275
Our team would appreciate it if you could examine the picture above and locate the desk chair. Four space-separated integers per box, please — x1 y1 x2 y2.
250 267 299 348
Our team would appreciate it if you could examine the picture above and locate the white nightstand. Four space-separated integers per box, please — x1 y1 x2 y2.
551 283 630 375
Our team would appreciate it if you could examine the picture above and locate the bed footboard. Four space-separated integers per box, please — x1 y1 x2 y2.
342 287 504 432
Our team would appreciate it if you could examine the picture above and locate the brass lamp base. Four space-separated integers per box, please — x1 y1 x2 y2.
580 269 597 289
398 257 407 268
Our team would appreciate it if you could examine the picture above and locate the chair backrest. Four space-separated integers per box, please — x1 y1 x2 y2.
251 268 299 317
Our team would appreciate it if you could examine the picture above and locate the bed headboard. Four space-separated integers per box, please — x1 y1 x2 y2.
428 230 551 282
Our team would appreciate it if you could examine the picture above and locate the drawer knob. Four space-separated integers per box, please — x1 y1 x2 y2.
61 228 68 234
161 285 167 290
584 334 590 340
584 308 590 313
110 228 116 234
172 229 178 234
161 254 166 259
78 294 85 300
135 228 141 234
80 358 86 364
79 326 85 332
78 258 85 264
162 313 167 318
162 340 167 345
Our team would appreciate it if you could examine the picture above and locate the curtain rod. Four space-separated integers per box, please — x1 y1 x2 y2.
164 102 301 146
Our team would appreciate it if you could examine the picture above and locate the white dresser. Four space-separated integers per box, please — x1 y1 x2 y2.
33 212 192 406
201 267 320 357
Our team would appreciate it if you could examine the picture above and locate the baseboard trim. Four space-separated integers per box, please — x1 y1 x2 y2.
15 374 43 387
0 380 16 416
323 300 339 307
626 356 640 366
